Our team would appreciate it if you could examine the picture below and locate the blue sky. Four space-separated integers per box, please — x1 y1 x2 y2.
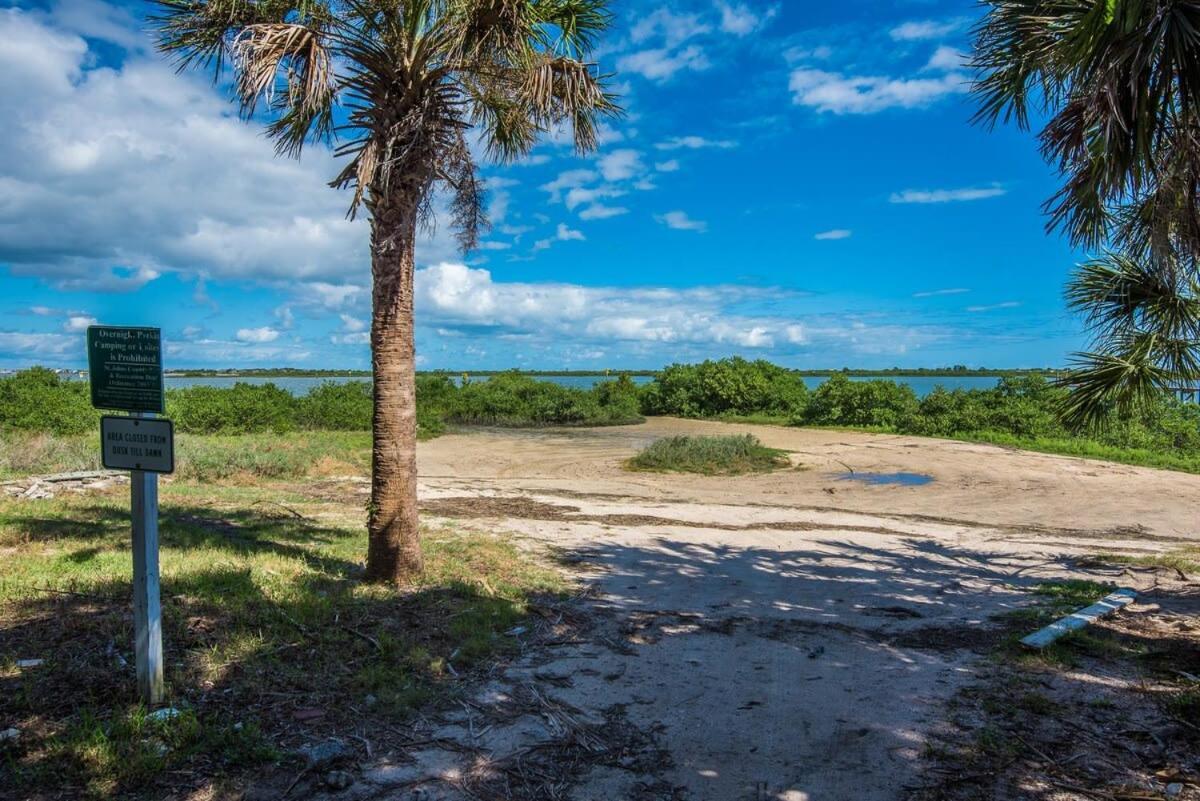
0 0 1084 371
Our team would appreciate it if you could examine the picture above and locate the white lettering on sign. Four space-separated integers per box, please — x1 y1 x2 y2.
100 416 175 474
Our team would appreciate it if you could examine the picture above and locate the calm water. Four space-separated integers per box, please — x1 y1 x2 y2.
163 374 1003 397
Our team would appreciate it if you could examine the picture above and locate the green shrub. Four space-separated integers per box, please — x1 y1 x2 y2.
442 371 642 427
640 357 808 418
627 434 789 475
295 381 372 430
168 383 298 434
0 368 97 435
800 374 918 428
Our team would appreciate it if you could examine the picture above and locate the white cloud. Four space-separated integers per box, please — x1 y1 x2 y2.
815 229 852 241
889 186 1006 204
339 313 366 332
62 314 97 332
0 331 79 361
890 18 967 41
966 301 1021 312
556 223 585 242
655 159 681 172
235 326 280 343
565 184 625 211
655 135 736 151
597 149 644 182
540 169 598 203
913 288 970 298
331 331 369 345
716 2 778 36
617 45 710 82
630 8 711 46
410 263 945 358
789 68 967 114
579 204 630 220
656 210 708 232
925 45 968 72
0 8 468 294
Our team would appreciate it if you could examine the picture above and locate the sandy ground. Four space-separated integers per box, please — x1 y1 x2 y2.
325 419 1200 801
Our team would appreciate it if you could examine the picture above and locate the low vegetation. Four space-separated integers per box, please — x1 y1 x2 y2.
0 485 570 799
4 358 1200 475
627 434 790 475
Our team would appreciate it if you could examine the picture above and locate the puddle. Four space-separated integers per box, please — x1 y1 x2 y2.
836 472 933 487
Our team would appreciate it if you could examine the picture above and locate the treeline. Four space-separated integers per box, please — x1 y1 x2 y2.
642 359 1200 460
3 361 1199 470
0 367 643 438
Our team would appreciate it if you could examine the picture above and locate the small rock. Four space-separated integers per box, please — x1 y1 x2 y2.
148 707 180 722
363 694 377 707
0 727 20 743
807 645 825 659
298 738 350 770
506 626 527 637
1166 783 1183 798
323 770 355 790
16 659 43 669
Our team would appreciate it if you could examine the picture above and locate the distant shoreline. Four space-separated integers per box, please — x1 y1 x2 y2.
159 367 1060 379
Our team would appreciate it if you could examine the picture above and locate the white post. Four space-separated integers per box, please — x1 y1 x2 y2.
131 412 164 705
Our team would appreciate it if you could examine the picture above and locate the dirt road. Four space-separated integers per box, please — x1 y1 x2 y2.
339 419 1200 801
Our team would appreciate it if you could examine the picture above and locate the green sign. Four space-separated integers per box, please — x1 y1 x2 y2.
86 326 164 413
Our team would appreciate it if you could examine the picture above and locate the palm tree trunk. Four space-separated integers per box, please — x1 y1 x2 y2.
364 191 424 583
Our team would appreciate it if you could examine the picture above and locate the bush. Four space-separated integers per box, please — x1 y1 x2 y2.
639 357 808 418
295 381 372 430
800 374 918 428
0 368 97 435
168 383 298 434
626 434 789 475
441 372 643 427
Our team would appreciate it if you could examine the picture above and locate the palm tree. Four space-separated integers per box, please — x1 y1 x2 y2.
151 0 620 582
971 0 1200 424
1060 251 1200 427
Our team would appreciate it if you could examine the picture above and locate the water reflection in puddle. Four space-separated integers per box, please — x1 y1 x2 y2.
836 472 934 486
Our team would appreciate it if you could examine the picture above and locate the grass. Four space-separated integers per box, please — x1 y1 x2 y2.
0 483 570 799
626 434 791 475
0 430 372 482
1091 546 1200 578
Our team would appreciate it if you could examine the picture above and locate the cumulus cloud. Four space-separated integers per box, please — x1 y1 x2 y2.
235 326 280 343
716 2 778 36
925 45 968 72
890 18 968 41
411 263 947 358
0 8 466 293
788 68 967 114
63 314 97 332
889 186 1006 204
656 210 708 232
630 8 710 47
654 159 681 172
617 45 710 81
655 136 736 151
597 149 644 182
815 229 852 241
578 204 629 220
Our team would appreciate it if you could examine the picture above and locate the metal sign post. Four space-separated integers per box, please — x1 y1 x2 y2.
87 326 172 706
130 412 164 704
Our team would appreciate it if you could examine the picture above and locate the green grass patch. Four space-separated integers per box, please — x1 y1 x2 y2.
626 434 790 475
0 430 373 482
0 485 570 799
